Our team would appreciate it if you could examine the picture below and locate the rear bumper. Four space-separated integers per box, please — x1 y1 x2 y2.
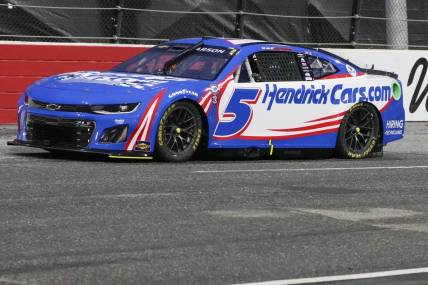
7 139 153 160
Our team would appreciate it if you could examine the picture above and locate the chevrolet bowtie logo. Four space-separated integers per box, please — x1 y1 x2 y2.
45 104 61 111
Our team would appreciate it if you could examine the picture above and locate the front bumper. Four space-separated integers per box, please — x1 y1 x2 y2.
7 139 153 159
13 105 154 159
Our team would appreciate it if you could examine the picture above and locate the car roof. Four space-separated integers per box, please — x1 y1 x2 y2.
166 37 322 58
166 37 361 71
167 37 284 48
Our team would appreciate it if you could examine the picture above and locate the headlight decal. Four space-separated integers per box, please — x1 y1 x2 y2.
24 97 139 114
91 103 140 114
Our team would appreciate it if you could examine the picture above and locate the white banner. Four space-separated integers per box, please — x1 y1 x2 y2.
327 49 428 121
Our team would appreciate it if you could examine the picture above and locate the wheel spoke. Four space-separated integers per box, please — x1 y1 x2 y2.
174 109 182 122
359 133 371 139
354 134 361 149
178 109 186 122
345 132 354 140
355 112 370 124
360 118 373 127
173 138 179 152
358 133 369 145
179 135 188 149
182 116 194 124
351 136 357 150
345 129 354 137
181 131 194 138
175 136 182 151
166 135 174 148
360 125 374 130
183 124 196 130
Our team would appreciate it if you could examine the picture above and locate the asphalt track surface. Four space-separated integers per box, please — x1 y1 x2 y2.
0 122 427 285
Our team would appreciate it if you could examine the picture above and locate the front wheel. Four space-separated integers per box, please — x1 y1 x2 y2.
155 101 203 162
336 103 380 159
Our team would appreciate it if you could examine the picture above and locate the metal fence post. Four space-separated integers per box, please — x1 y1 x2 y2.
235 0 244 38
114 0 125 43
350 0 360 48
385 0 408 49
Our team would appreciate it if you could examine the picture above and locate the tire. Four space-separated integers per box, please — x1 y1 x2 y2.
155 101 203 162
336 103 380 159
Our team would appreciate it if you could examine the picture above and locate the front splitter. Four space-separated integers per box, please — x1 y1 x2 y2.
7 139 153 160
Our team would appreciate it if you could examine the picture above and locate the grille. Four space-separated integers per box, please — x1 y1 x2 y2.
26 115 95 149
29 99 92 113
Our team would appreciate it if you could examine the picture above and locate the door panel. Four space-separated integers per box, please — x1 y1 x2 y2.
212 76 394 148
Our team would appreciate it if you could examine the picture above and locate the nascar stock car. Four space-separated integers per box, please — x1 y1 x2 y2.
8 37 405 162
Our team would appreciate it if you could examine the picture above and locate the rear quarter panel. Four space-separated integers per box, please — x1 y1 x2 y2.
208 74 403 149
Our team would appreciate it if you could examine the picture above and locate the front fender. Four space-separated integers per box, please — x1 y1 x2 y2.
148 97 205 153
123 80 210 153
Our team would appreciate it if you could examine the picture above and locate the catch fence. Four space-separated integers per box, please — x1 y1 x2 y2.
0 0 427 49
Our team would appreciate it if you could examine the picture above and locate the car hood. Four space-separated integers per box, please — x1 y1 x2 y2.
27 71 200 105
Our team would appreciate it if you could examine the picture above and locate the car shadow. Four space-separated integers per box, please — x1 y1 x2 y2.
10 148 339 163
195 148 336 162
11 151 113 162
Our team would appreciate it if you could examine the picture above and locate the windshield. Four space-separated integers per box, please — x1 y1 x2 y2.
112 44 237 81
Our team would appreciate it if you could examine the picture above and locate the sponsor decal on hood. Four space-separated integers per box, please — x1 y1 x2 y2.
55 71 193 91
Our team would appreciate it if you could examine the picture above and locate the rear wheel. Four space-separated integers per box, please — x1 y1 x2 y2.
156 101 203 162
336 103 380 159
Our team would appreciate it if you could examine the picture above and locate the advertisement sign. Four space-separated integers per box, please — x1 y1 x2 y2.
328 49 428 121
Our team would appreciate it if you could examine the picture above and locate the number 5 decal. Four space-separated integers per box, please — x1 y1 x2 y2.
214 88 261 138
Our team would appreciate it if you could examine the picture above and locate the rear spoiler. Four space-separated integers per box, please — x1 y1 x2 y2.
317 49 399 80
361 66 398 79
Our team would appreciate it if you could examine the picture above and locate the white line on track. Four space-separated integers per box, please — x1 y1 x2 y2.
0 193 175 204
0 277 35 285
193 165 428 174
231 267 428 285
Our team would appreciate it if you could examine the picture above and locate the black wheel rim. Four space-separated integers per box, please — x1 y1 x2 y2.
344 107 376 152
162 107 196 153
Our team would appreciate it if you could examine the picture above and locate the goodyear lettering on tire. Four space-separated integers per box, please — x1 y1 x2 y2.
192 128 202 151
157 104 176 147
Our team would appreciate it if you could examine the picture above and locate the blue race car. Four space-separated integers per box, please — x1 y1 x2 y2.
8 37 405 161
